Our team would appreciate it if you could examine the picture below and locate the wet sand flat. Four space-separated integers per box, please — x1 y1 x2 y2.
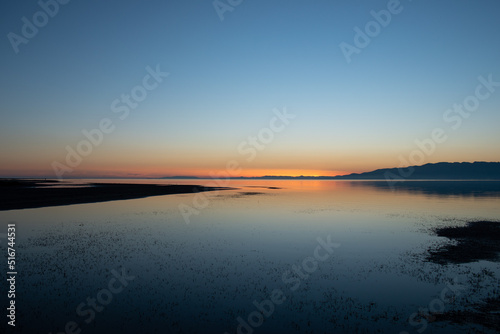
427 220 500 264
0 179 229 211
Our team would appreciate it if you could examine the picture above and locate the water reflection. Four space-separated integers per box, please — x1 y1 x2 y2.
1 179 499 333
348 180 500 198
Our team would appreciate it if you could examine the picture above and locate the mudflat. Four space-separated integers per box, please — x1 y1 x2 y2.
0 179 228 211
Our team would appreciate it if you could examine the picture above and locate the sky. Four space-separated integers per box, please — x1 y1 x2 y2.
1 0 500 178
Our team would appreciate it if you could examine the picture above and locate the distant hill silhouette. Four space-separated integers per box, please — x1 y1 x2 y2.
161 162 500 180
333 162 500 180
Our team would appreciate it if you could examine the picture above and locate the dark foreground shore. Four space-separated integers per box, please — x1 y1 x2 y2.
427 220 500 264
426 220 500 331
0 179 229 211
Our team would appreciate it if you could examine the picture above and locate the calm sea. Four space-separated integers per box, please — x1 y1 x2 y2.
1 179 499 333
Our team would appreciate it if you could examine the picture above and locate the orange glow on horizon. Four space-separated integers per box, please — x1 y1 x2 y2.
0 166 351 179
208 168 350 178
89 168 350 179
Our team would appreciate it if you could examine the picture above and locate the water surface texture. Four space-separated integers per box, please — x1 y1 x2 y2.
1 180 499 334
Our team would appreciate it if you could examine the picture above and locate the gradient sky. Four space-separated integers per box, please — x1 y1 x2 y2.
1 0 500 178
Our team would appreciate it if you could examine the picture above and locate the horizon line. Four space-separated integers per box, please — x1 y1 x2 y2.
1 161 498 180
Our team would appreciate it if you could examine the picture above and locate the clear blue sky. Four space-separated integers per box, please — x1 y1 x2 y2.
1 0 500 177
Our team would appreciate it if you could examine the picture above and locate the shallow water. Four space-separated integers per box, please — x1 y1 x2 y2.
1 180 499 333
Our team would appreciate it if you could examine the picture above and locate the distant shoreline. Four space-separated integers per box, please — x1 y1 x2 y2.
0 179 230 211
160 161 500 180
160 177 500 181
